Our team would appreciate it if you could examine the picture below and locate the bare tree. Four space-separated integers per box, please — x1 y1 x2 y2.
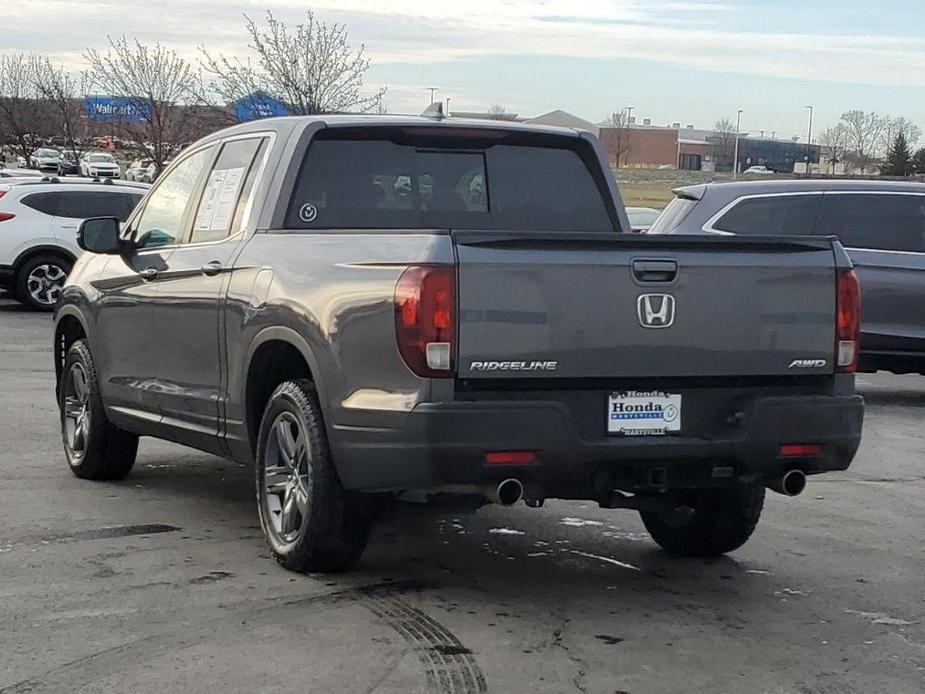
0 53 54 162
201 11 386 116
818 123 850 174
85 36 207 171
885 117 921 151
32 57 92 161
839 110 887 169
487 104 512 120
603 109 633 168
710 117 737 172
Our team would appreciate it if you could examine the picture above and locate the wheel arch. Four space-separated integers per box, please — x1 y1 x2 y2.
242 327 328 457
54 306 90 387
13 245 77 276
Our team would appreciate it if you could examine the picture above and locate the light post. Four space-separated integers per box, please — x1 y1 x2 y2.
625 105 635 125
805 105 814 174
427 87 438 105
445 97 451 116
732 109 743 179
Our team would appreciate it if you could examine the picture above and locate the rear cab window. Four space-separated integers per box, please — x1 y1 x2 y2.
284 128 616 232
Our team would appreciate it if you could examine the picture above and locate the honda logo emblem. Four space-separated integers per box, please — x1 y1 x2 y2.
637 294 675 328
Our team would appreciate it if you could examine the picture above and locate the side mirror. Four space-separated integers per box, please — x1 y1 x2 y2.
77 217 122 254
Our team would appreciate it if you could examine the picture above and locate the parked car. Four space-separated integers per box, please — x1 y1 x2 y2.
79 152 121 179
57 151 81 177
54 115 862 573
0 178 147 309
626 206 661 233
649 179 925 373
0 166 43 180
125 158 153 182
30 148 62 173
743 165 774 175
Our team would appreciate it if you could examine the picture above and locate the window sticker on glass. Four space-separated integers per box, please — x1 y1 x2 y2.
195 167 246 233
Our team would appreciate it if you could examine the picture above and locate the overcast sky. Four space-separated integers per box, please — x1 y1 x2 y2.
5 0 925 140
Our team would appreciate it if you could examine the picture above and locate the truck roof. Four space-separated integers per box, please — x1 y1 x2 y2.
196 114 589 145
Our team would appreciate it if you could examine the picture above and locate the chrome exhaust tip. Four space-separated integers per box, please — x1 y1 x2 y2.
490 478 524 506
768 469 807 497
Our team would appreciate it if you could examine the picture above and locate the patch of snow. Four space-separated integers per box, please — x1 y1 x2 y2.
489 528 525 536
570 550 640 571
559 517 604 528
846 610 914 626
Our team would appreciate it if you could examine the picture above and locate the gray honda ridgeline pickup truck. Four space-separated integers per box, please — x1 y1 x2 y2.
54 113 864 573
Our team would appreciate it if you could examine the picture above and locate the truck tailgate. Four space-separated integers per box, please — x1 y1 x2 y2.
454 233 837 379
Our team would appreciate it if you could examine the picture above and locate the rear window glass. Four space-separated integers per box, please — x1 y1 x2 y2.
713 194 822 235
285 131 613 232
21 192 60 216
647 196 697 234
816 193 925 252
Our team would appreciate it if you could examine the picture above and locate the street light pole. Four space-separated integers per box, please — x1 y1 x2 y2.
427 87 438 105
805 105 814 174
733 109 743 179
625 106 635 125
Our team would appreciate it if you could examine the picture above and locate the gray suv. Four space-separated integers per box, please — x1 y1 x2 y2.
650 179 925 373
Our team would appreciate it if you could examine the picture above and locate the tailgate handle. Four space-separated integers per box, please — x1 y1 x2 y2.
632 260 678 283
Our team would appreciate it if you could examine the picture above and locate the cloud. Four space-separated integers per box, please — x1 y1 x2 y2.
2 0 924 92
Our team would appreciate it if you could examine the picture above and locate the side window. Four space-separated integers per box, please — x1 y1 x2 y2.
713 194 822 235
189 138 266 244
54 192 141 222
132 146 215 249
817 193 925 252
20 192 60 216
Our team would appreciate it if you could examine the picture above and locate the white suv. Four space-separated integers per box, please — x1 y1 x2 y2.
0 178 148 309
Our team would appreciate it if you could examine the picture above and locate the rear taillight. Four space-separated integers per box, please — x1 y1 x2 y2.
836 268 861 372
0 211 14 222
394 265 456 378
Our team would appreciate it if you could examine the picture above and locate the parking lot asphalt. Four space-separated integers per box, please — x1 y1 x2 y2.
0 292 923 694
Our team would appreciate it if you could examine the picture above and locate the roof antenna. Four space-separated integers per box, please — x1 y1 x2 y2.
421 101 446 120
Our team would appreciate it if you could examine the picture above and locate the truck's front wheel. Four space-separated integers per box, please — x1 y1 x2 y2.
641 482 765 557
255 379 375 573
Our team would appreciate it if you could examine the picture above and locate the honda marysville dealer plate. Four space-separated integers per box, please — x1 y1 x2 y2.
608 391 682 436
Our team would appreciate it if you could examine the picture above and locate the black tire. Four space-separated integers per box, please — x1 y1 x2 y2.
59 339 139 480
256 379 375 573
641 482 765 557
15 254 73 311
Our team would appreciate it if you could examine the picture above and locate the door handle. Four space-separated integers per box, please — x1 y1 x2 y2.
139 267 158 281
632 259 678 283
200 260 224 277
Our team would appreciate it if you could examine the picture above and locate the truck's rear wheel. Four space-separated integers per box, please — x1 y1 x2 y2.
255 379 375 573
59 340 139 480
641 482 765 557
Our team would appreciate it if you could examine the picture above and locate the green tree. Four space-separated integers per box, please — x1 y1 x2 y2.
882 132 914 176
913 147 925 174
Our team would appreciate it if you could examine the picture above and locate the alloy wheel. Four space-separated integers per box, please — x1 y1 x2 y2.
27 263 66 306
62 362 91 460
262 412 312 543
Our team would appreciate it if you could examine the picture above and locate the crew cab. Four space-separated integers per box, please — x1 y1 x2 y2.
54 113 864 573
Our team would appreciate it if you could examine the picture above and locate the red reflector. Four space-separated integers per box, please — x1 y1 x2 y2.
779 444 822 458
0 211 14 222
485 451 536 465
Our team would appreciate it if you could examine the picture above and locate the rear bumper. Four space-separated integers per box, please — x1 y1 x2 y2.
332 392 864 496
